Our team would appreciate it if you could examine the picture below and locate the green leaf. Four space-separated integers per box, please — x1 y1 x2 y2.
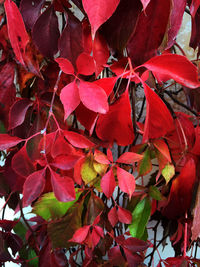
138 148 152 176
13 220 27 240
162 162 175 183
32 191 81 221
149 186 162 200
129 197 151 239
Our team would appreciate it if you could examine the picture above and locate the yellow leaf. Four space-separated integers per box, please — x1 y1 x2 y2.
162 163 175 183
93 161 108 175
81 157 97 185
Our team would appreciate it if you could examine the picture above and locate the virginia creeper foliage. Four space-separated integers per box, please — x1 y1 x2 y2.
0 0 200 266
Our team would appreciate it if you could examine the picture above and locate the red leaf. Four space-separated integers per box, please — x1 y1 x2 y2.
190 0 200 17
94 77 117 97
63 130 94 148
78 80 109 114
55 58 75 75
143 82 174 142
117 167 135 198
82 0 120 38
91 227 101 249
50 169 76 202
60 81 80 120
75 103 98 134
32 5 60 58
153 139 171 162
51 133 75 158
23 168 46 206
142 54 200 88
91 225 104 249
108 206 118 227
117 206 132 224
4 0 29 66
0 63 16 128
166 0 187 49
0 134 23 150
9 98 33 130
192 184 200 240
96 90 134 146
93 32 109 76
94 150 110 164
51 154 81 170
20 0 45 30
69 225 90 243
116 152 143 164
76 53 95 76
127 0 171 66
162 158 196 219
101 168 116 198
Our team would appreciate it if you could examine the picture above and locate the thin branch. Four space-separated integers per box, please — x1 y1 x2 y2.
164 90 198 116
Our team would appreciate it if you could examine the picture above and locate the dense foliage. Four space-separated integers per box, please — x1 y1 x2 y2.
0 0 200 266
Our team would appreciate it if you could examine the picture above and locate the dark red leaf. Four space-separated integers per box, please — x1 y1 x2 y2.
142 54 200 88
96 90 134 146
190 6 200 51
82 0 120 38
51 154 81 170
101 0 142 55
78 80 109 114
11 146 35 177
9 98 33 130
108 246 126 266
76 53 95 75
58 13 83 66
101 168 116 198
123 237 149 253
55 58 75 75
32 5 60 58
116 152 143 164
23 168 46 206
117 167 135 198
127 0 171 66
0 134 23 151
4 0 29 66
0 220 18 232
50 169 76 202
117 206 132 224
69 225 90 243
108 206 118 227
20 0 45 30
166 0 187 49
63 130 94 148
60 81 80 120
124 247 144 267
142 82 174 142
